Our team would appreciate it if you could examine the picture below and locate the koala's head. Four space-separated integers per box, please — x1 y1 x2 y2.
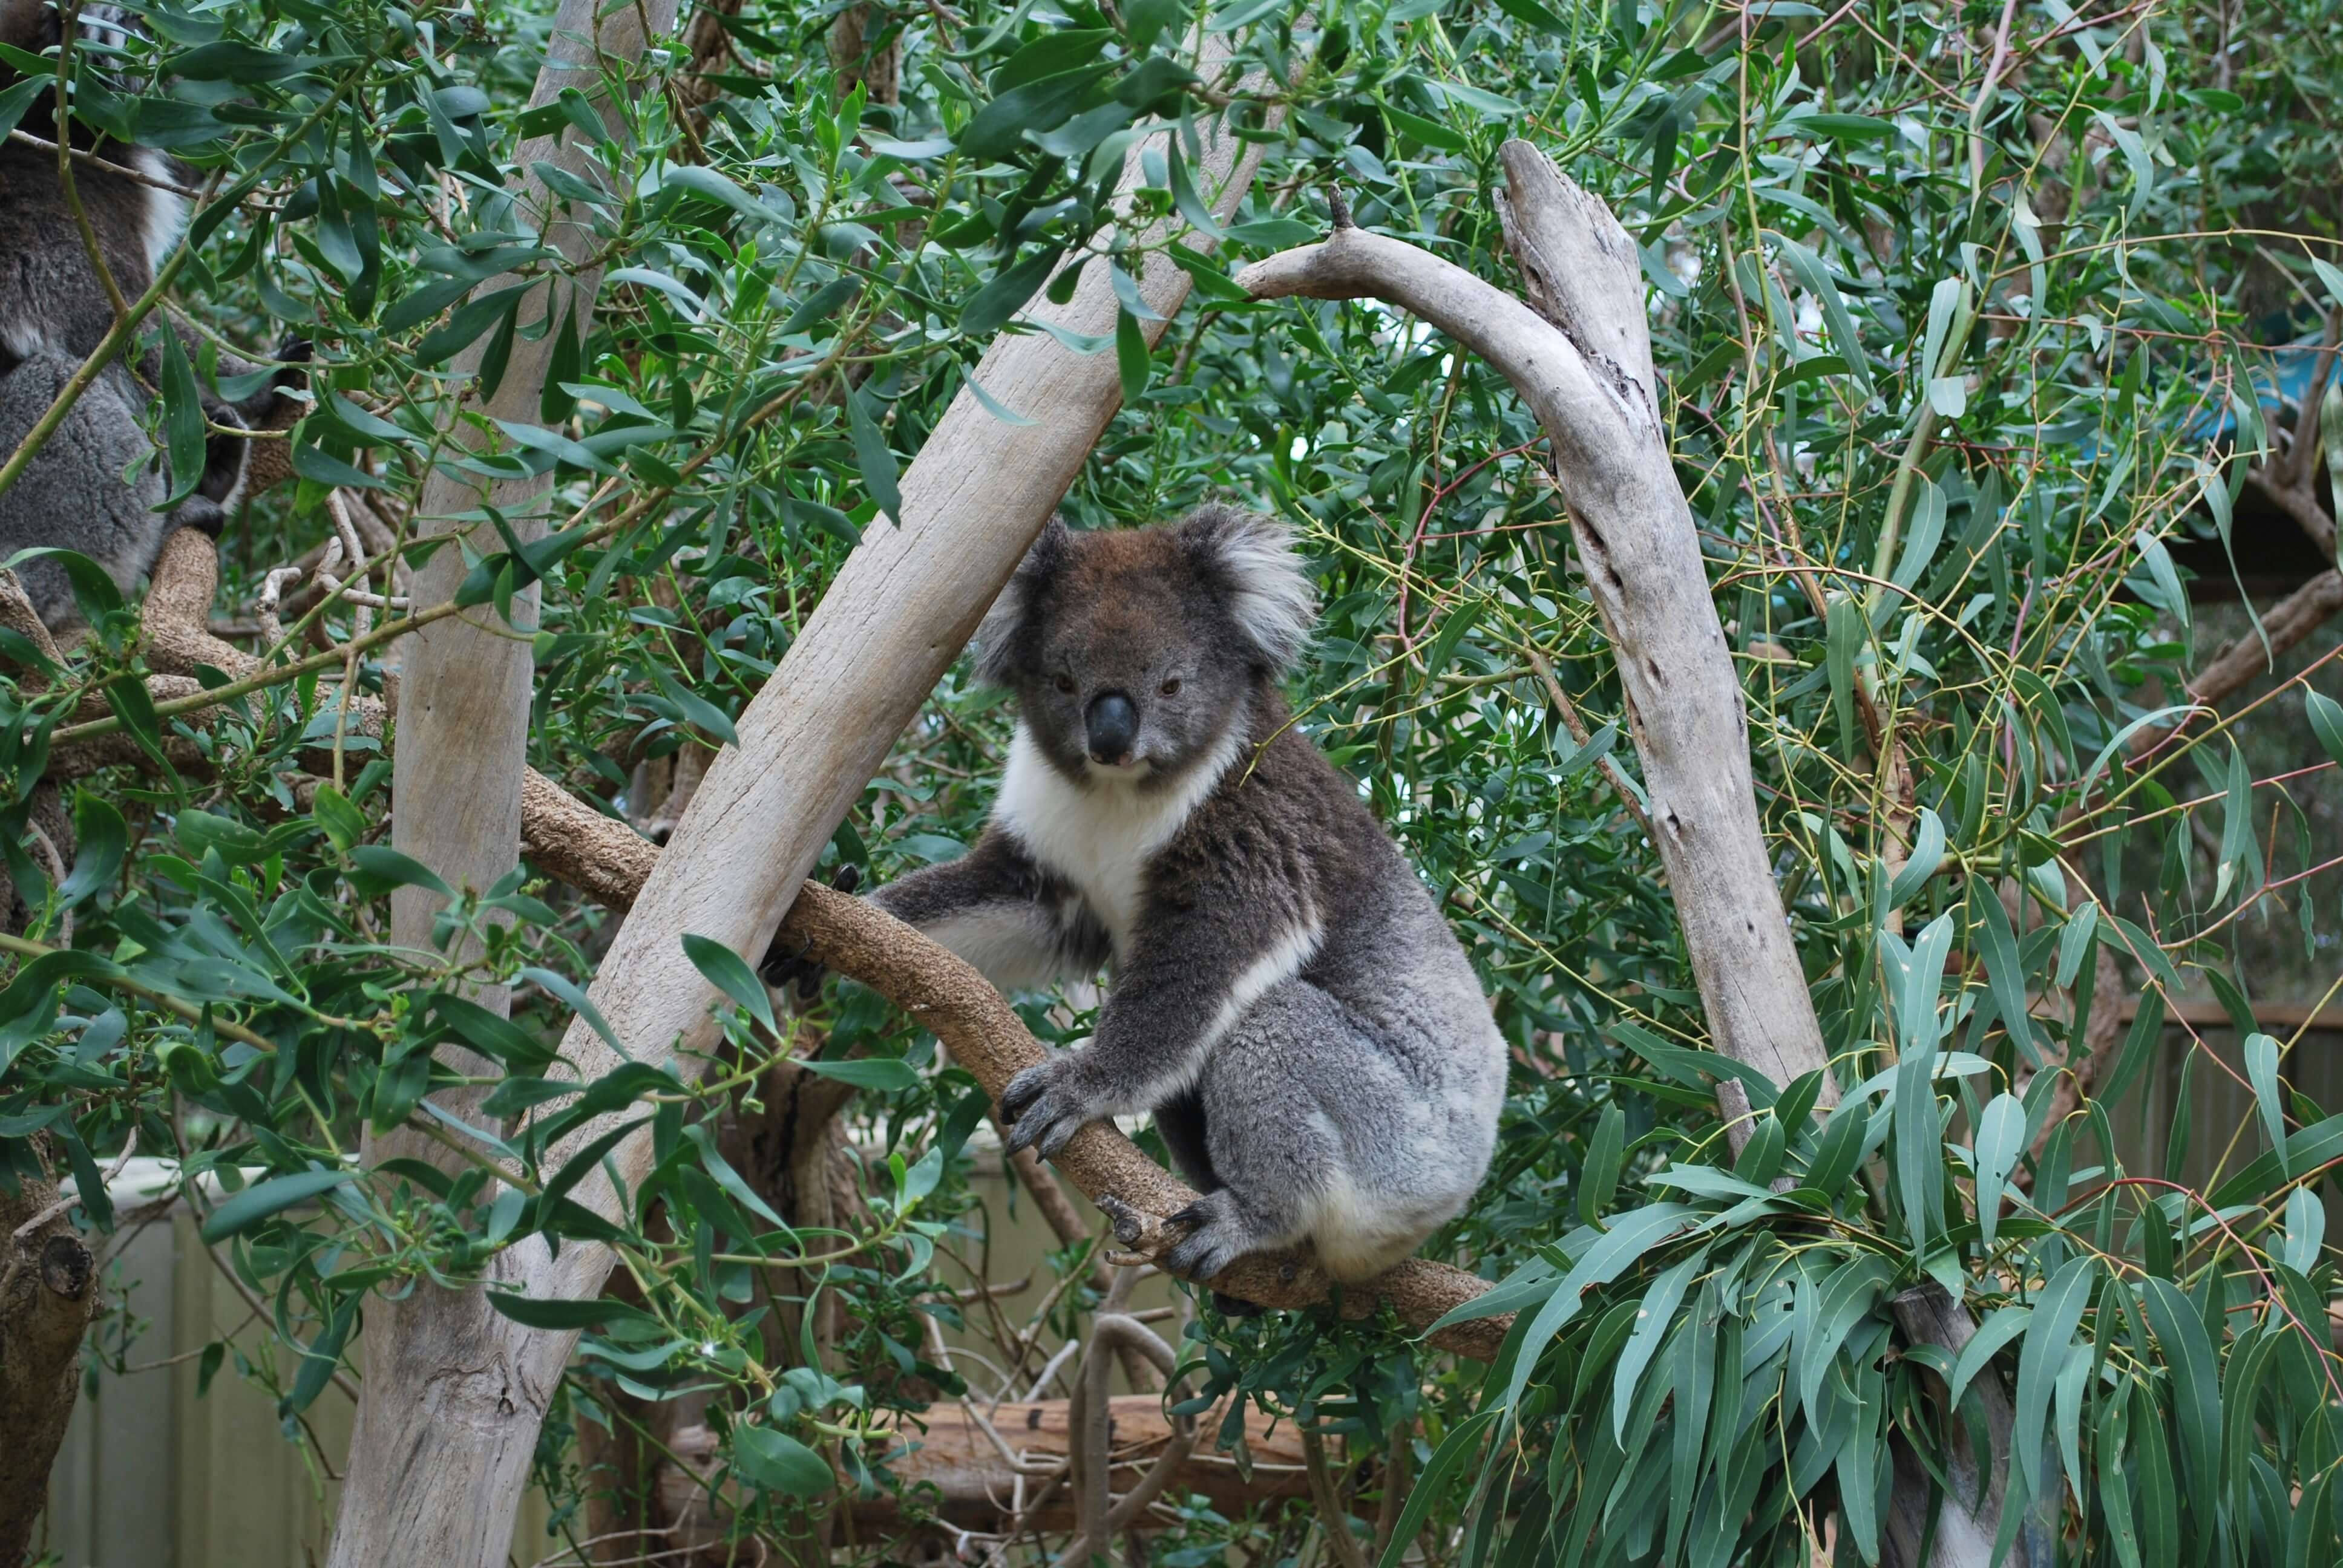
972 505 1316 788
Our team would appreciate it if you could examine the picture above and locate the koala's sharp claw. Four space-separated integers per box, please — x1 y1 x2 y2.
1168 1200 1213 1232
998 1063 1049 1122
1035 1114 1083 1160
1095 1192 1145 1247
1164 1233 1236 1283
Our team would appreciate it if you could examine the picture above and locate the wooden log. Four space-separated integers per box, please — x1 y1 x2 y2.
647 1396 1316 1555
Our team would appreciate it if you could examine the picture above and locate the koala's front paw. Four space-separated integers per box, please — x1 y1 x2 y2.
998 1056 1098 1160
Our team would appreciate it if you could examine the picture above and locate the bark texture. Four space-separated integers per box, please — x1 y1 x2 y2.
329 2 679 1564
0 1142 102 1568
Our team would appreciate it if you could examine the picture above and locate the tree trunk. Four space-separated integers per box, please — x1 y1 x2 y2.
1236 143 2018 1568
1239 145 1833 1129
0 1139 102 1568
329 3 678 1564
329 36 1285 1567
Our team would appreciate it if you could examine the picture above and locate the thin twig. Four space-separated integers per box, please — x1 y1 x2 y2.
11 1129 136 1240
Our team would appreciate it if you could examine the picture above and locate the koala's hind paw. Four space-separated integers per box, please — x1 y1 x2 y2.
1161 1190 1251 1287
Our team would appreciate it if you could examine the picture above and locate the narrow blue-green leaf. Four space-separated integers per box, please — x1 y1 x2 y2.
1885 808 1944 910
2079 705 2191 802
844 388 902 526
2140 1278 2221 1498
1114 306 1151 405
2013 1256 2095 1492
796 1057 920 1093
1611 1245 1706 1442
202 1168 355 1241
2307 690 2343 771
1825 595 1860 756
682 933 776 1032
1971 1093 2027 1249
1775 239 1874 393
1497 1204 1696 1415
2054 902 2099 990
2097 1381 2143 1568
519 966 626 1058
1970 880 2037 1064
1947 1303 2032 1414
1578 1102 1624 1227
1374 1407 1502 1568
2215 742 2263 901
2244 1033 2289 1175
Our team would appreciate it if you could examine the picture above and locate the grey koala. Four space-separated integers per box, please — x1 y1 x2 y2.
0 0 304 629
770 506 1509 1303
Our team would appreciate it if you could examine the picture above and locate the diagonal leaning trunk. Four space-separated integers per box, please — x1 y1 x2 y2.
1234 144 2016 1568
327 30 1291 1567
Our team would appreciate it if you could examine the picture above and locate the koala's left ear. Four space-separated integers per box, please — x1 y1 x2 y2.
971 515 1072 684
1176 505 1316 675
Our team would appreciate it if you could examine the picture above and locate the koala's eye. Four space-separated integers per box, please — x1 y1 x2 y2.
1159 678 1182 696
1054 673 1075 694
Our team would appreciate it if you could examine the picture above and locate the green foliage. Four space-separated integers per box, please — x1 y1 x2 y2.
4 0 2343 1564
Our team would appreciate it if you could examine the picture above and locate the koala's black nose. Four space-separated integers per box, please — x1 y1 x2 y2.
1085 691 1139 764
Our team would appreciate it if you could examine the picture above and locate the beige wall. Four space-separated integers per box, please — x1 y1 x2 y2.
38 1158 1162 1567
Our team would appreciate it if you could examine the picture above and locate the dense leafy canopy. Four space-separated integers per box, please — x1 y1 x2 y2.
6 0 2343 1564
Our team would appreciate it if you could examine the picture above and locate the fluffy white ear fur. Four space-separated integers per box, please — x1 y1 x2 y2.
1181 506 1316 674
971 516 1070 685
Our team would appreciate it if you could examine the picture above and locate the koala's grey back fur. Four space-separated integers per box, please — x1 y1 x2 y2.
807 506 1509 1296
0 0 290 629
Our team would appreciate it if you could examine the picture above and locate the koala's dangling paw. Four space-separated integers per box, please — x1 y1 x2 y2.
998 1054 1095 1159
1162 1190 1254 1292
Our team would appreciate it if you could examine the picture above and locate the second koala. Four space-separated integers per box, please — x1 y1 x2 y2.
779 506 1508 1293
0 0 304 630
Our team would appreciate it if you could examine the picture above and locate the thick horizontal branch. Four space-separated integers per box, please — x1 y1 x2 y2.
508 754 1506 1356
116 529 1502 1355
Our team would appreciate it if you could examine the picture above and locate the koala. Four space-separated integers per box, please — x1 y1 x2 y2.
771 506 1509 1301
0 0 305 629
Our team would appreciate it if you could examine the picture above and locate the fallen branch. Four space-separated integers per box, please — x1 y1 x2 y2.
650 1394 1315 1548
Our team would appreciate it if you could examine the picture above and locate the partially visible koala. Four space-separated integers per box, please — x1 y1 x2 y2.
770 507 1509 1301
0 0 306 630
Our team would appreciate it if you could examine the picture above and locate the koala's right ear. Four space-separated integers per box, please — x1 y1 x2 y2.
971 515 1072 685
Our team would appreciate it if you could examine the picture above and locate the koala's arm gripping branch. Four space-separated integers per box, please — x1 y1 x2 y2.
781 881 1507 1358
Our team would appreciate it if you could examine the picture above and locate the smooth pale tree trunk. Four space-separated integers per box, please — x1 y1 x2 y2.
1240 149 1836 1124
1236 143 2019 1568
330 2 677 1563
329 28 1292 1567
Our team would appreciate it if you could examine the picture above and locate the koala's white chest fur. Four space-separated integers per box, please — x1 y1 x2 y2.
994 724 1237 956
